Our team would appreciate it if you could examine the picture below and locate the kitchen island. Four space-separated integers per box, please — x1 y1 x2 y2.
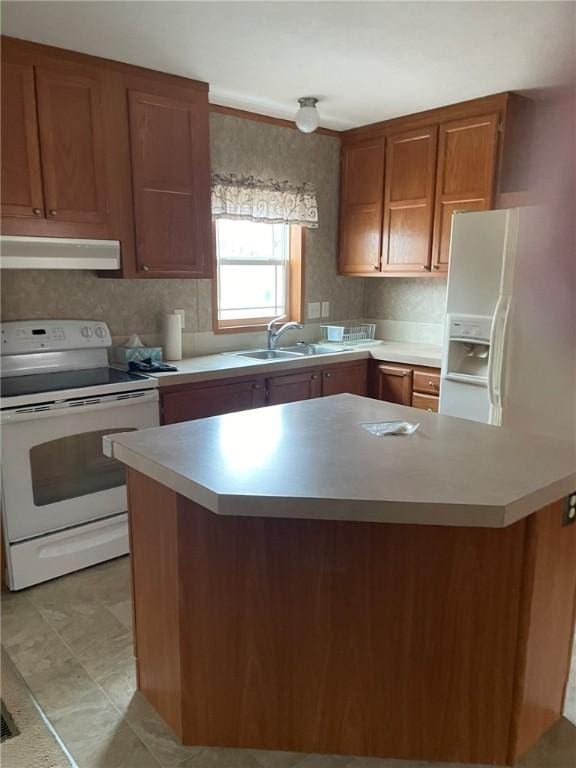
104 394 576 766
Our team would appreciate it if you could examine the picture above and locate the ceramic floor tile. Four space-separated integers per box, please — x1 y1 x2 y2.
23 654 102 716
50 688 160 768
104 597 134 630
98 652 138 714
3 605 74 678
249 750 306 768
517 718 576 768
51 601 133 679
179 747 266 768
122 693 203 767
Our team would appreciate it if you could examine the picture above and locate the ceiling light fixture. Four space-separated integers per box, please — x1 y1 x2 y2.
295 97 319 134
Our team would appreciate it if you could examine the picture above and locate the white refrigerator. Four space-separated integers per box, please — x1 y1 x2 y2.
439 207 576 443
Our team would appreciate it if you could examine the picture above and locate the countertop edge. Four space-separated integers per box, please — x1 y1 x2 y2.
152 344 443 388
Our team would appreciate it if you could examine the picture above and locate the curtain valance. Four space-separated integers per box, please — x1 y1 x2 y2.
211 174 318 228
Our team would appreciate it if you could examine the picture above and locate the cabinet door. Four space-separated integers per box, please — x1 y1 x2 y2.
381 126 437 273
322 362 368 397
35 66 109 224
1 60 44 220
128 90 212 277
373 364 413 406
432 113 499 272
266 370 322 405
339 138 386 275
161 379 265 424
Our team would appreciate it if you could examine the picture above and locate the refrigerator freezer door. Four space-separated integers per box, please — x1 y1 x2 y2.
446 210 510 317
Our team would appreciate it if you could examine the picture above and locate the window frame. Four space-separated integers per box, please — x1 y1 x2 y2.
212 220 304 334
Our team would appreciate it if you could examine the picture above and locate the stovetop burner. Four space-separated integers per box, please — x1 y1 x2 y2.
0 367 150 400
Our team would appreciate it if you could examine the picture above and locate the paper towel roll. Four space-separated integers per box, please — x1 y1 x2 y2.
162 313 183 361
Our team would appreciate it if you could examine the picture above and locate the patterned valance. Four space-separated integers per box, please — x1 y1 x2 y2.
211 174 318 228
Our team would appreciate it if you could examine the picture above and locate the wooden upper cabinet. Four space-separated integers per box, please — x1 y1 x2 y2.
128 89 212 278
1 60 44 219
35 65 109 225
381 126 437 273
432 113 500 272
339 138 385 275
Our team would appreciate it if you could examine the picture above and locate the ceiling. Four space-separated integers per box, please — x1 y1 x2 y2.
2 1 574 130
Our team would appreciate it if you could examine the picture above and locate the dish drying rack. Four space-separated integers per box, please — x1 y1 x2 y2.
320 323 376 345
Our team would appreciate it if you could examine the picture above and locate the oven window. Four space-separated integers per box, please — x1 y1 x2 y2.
29 429 137 507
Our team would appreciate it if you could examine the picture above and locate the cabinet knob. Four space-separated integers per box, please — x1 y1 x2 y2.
427 408 433 412
428 381 437 388
32 207 42 216
141 265 150 272
325 372 332 378
311 375 318 380
432 265 439 270
48 209 58 216
253 384 260 390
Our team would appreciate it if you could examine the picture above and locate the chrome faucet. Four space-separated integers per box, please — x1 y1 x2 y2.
266 315 304 350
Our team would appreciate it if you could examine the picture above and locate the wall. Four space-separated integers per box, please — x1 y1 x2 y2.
1 113 365 351
364 278 446 345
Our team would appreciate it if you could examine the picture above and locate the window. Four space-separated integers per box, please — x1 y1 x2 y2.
214 218 303 331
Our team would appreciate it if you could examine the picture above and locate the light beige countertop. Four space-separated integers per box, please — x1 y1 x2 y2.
104 394 576 528
150 340 443 388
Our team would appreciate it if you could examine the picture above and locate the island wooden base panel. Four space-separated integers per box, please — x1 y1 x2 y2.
127 470 576 766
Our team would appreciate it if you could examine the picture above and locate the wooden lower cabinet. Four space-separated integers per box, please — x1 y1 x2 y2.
161 361 369 423
412 392 439 412
266 370 322 405
371 364 413 406
371 361 441 410
162 378 265 424
322 361 368 397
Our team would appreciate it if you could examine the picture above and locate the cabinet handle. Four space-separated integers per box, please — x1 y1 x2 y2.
141 265 150 272
32 207 42 216
48 209 58 216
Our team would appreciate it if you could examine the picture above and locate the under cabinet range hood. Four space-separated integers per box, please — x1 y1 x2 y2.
0 236 121 270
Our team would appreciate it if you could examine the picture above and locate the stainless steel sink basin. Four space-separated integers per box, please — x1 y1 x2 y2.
229 344 352 361
233 349 303 360
280 344 351 356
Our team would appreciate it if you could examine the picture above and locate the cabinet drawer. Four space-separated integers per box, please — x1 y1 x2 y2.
413 370 440 395
412 392 439 412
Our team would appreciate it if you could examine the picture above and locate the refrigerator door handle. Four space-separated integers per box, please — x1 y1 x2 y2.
494 298 512 408
487 295 510 408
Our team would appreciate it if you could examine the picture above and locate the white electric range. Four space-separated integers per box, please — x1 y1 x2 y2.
1 320 159 590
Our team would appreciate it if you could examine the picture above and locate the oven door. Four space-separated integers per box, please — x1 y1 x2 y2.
1 390 159 542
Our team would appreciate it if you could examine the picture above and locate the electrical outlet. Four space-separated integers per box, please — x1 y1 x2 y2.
307 302 321 320
563 493 576 526
174 308 186 329
321 301 330 318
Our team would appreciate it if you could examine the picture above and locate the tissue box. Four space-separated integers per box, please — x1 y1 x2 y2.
109 345 163 367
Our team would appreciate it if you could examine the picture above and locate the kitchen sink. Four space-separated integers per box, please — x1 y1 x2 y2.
233 349 303 360
280 344 351 356
230 344 352 360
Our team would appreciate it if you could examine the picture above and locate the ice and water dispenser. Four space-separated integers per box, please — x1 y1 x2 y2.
444 315 492 383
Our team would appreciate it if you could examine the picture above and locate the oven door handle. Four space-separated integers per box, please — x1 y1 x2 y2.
1 390 159 423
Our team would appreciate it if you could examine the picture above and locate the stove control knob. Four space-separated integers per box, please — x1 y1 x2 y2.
95 326 106 339
80 326 94 338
